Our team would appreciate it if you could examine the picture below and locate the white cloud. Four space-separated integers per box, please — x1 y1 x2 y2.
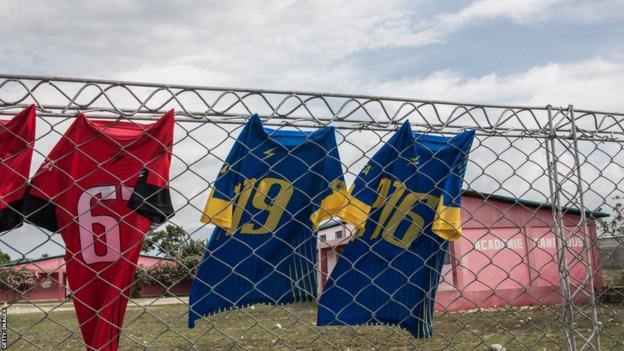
2 0 622 95
556 0 624 23
440 0 564 28
0 0 434 79
370 56 624 111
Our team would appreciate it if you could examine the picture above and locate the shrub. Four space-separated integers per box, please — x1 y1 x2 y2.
137 255 202 288
141 262 180 287
0 267 37 292
177 255 202 277
130 278 142 298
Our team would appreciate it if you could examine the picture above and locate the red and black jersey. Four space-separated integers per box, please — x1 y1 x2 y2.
23 110 175 351
0 105 36 231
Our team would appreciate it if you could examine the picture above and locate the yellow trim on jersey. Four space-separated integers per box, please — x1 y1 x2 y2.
337 195 371 230
310 190 349 230
200 193 233 229
432 195 462 241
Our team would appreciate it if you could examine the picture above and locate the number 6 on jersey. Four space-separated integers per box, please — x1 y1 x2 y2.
77 185 134 264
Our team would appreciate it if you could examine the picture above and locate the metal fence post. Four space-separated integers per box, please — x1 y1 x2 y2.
568 105 601 351
545 104 578 351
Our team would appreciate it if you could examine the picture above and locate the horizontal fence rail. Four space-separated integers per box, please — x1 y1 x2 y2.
0 75 623 350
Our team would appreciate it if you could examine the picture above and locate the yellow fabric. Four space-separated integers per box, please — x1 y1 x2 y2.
337 195 371 230
310 190 350 230
432 196 462 241
200 194 233 229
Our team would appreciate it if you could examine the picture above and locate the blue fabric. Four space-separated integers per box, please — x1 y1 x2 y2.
317 121 475 338
189 115 345 328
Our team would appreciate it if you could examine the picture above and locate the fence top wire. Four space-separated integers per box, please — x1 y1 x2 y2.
1 74 624 142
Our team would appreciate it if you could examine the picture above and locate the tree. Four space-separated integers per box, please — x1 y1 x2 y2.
142 225 187 258
136 226 206 295
0 250 10 264
178 239 207 258
142 225 206 258
597 196 624 237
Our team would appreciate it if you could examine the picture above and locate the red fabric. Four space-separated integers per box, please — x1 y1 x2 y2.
0 105 36 209
26 110 174 351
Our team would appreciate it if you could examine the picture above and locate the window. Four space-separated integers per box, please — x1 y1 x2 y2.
335 230 343 239
443 242 455 265
320 234 326 241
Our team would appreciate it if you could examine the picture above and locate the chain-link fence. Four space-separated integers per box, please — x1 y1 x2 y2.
1 74 624 350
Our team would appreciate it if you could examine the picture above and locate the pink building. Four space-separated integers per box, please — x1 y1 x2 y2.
0 254 169 302
318 191 607 311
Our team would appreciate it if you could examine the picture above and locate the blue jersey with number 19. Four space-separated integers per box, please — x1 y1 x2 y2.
189 114 347 328
317 121 475 338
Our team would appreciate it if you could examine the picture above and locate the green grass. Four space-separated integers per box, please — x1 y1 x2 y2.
7 301 624 350
601 268 624 287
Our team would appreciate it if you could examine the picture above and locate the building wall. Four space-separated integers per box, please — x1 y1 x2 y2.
318 222 353 293
1 255 176 302
139 278 193 298
0 272 67 303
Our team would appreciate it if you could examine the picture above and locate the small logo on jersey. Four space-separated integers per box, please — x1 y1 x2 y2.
219 164 229 174
109 152 125 164
262 147 277 160
41 160 54 172
361 164 372 176
330 179 346 192
409 156 420 168
138 169 147 179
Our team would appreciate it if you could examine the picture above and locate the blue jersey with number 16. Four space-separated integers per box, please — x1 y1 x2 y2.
189 115 347 328
317 121 475 338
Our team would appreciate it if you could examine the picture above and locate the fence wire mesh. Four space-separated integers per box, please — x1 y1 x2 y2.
0 74 623 350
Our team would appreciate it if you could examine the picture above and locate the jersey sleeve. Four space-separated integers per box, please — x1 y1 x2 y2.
431 130 476 241
199 139 246 229
22 132 76 232
309 132 348 230
0 105 36 231
127 155 174 224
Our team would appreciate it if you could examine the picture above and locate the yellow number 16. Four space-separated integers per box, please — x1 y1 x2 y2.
363 178 439 249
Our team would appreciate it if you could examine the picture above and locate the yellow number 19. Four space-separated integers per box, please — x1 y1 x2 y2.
230 177 294 235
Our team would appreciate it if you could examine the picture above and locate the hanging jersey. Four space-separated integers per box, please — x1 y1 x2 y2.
189 114 347 328
0 105 36 231
23 111 175 351
317 121 475 338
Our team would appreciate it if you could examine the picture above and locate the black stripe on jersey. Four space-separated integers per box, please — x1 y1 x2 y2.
22 192 59 232
0 199 24 232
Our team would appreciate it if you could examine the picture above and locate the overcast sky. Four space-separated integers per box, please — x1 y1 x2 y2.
2 0 624 109
1 0 624 259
